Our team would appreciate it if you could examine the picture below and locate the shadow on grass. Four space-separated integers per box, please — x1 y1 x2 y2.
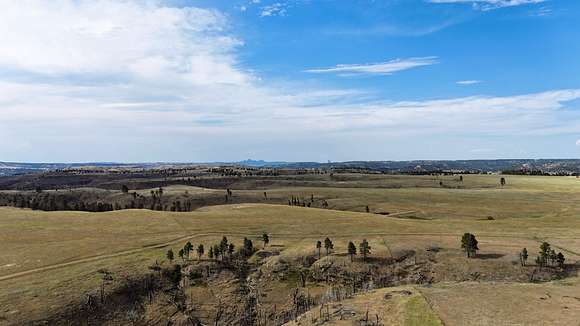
475 253 505 260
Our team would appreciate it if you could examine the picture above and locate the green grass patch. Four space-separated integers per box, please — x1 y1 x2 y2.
404 295 444 326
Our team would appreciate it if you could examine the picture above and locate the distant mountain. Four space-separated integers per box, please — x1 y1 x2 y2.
234 159 289 167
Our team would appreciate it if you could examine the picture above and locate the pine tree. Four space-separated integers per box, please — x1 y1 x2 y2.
228 243 235 257
324 237 334 256
359 239 371 262
539 242 551 267
166 249 174 263
196 244 204 261
213 244 221 261
461 233 479 258
262 232 270 249
347 241 357 262
556 252 565 268
184 241 193 260
242 237 254 257
316 240 322 259
219 237 229 259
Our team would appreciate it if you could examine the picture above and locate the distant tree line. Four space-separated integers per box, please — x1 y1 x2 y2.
0 192 116 212
502 169 578 176
0 186 199 213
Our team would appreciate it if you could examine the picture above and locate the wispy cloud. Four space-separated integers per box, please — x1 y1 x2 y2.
576 139 580 147
531 6 553 16
304 57 438 76
428 0 547 11
260 2 287 17
324 19 462 37
457 80 482 85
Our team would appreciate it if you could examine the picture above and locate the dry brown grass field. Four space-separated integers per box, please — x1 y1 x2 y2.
1 174 580 325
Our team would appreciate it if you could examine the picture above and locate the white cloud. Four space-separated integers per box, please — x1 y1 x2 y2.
428 0 547 10
0 1 578 161
304 57 438 76
1 72 579 161
0 0 246 85
529 6 553 16
457 80 482 85
576 139 580 147
260 3 287 17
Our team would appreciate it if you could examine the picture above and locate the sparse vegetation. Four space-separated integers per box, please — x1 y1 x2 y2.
519 248 528 266
0 173 579 325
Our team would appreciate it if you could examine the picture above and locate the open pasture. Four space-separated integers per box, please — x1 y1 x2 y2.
1 174 580 324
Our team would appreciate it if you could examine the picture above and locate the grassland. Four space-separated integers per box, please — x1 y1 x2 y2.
1 174 579 325
148 173 580 220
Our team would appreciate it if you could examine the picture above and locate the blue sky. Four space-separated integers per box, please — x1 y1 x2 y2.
0 0 579 162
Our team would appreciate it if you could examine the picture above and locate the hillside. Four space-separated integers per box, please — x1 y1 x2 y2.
0 174 579 325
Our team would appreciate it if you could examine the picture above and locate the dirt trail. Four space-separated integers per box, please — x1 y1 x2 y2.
0 233 203 282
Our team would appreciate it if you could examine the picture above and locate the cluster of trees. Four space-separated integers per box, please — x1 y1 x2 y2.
288 195 312 207
313 238 372 262
254 169 281 176
527 242 566 268
0 186 205 213
288 194 330 209
170 235 373 269
461 234 567 269
0 192 116 212
149 187 165 211
347 239 371 262
209 237 236 261
314 238 333 259
224 189 234 203
166 234 269 265
501 170 576 176
208 167 328 177
168 200 193 212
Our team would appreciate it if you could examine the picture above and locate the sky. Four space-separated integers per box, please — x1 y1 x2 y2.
0 0 579 162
